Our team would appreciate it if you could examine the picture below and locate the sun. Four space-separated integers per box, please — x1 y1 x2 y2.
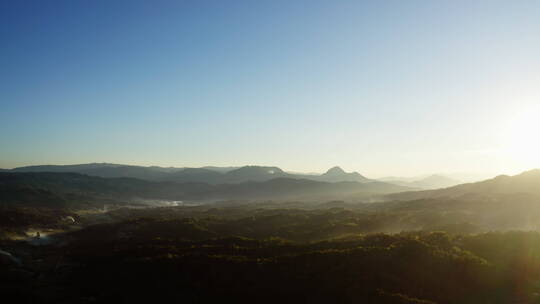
502 104 540 168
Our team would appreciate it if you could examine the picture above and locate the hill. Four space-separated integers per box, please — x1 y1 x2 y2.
221 166 291 183
311 166 370 183
386 169 540 201
0 172 413 206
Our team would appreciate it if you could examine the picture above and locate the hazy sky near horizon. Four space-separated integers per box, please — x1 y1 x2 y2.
1 1 540 177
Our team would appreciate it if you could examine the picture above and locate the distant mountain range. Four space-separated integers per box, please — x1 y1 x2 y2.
378 174 461 190
5 165 540 224
5 163 374 185
385 169 540 201
0 171 413 206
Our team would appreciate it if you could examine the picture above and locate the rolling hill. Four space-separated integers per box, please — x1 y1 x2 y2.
0 172 412 206
385 169 540 201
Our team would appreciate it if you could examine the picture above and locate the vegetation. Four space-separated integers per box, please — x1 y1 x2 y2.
0 172 409 203
2 202 540 303
4 170 540 303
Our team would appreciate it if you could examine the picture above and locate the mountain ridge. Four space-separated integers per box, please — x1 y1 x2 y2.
379 174 461 190
385 169 540 201
0 172 414 205
7 163 377 185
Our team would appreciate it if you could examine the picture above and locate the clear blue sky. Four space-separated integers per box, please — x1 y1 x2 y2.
1 0 539 177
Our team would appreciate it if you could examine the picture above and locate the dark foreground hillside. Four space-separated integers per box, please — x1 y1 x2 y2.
3 204 540 304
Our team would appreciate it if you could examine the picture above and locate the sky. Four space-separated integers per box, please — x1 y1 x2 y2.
1 0 540 178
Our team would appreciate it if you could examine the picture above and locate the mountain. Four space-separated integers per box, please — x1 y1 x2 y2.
11 163 172 181
202 166 240 173
11 163 122 173
385 169 540 201
7 163 381 185
381 174 461 190
315 166 370 183
0 172 211 204
0 172 413 206
146 166 185 173
161 168 223 183
218 165 374 184
10 163 218 183
222 166 291 183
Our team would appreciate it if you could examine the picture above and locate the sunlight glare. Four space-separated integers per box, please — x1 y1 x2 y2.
502 104 540 168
